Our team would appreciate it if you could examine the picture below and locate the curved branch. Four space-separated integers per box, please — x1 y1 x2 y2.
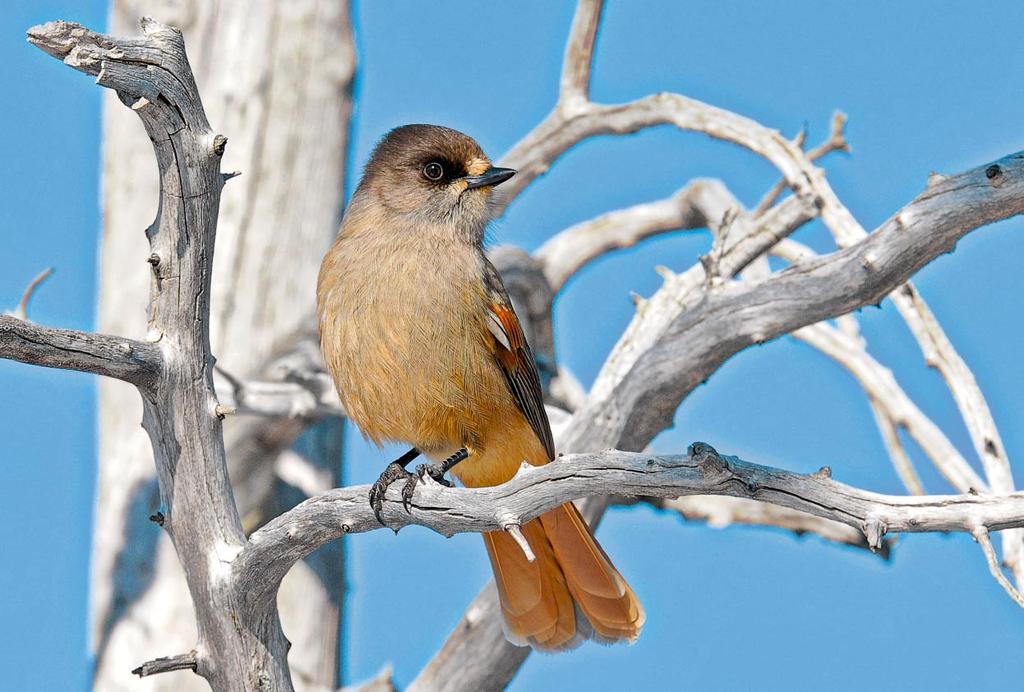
12 266 54 321
235 442 1024 603
570 149 1024 453
536 179 736 291
0 315 162 388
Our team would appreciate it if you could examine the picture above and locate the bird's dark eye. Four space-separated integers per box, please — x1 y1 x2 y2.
423 161 444 181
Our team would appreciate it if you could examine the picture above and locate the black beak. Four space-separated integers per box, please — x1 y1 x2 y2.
463 167 516 190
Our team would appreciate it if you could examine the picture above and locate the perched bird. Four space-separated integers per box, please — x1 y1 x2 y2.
317 124 644 651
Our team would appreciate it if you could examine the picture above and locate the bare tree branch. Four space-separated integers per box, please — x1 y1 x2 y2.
899 281 1024 583
132 652 197 678
216 368 343 420
755 111 850 214
10 266 55 321
899 284 1013 492
558 0 603 108
497 91 825 214
90 3 357 685
536 179 735 292
571 150 1024 455
0 315 161 388
764 242 984 492
236 443 1024 596
637 494 892 557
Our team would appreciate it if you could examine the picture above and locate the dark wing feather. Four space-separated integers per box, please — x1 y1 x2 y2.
483 260 555 461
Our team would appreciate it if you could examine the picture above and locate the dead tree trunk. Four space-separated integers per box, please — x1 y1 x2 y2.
92 3 355 690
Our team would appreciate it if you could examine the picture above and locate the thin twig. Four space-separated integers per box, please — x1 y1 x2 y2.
131 651 197 678
755 111 849 213
11 266 54 320
503 523 536 563
974 527 1024 608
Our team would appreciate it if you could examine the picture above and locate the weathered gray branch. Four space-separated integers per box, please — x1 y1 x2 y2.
536 179 738 292
0 315 162 388
88 2 356 688
236 443 1024 599
635 495 892 557
765 240 984 493
571 150 1024 454
29 17 294 691
216 366 343 420
132 652 198 678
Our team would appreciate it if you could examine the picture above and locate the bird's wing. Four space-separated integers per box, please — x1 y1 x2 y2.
483 260 555 461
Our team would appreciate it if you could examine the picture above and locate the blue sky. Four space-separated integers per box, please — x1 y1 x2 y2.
3 2 1024 690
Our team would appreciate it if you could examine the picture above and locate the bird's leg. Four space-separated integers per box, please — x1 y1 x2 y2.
401 447 469 512
369 447 420 525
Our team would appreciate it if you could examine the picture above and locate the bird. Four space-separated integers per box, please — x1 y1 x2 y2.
316 124 644 651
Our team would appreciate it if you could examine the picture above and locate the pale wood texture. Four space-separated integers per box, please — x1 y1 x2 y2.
29 16 291 690
91 2 354 690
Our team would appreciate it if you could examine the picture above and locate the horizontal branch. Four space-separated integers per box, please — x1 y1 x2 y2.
234 442 1024 604
497 91 829 215
534 116 853 294
635 494 891 557
0 315 162 388
131 651 197 678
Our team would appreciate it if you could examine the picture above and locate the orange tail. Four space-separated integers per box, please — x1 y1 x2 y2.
483 502 644 651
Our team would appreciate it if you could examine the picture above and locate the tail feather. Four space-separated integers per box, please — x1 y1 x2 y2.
483 502 644 652
484 521 578 650
541 503 644 642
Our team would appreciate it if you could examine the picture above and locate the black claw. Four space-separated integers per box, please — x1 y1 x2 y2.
401 471 421 513
401 462 456 513
369 461 414 525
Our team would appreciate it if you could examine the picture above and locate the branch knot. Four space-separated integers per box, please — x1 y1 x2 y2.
689 442 729 478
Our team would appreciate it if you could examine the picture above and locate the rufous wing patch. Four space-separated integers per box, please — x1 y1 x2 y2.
486 302 555 459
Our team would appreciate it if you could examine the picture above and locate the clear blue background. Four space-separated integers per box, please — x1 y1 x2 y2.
3 2 1023 690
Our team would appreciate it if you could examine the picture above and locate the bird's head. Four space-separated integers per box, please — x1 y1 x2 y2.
349 124 515 242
